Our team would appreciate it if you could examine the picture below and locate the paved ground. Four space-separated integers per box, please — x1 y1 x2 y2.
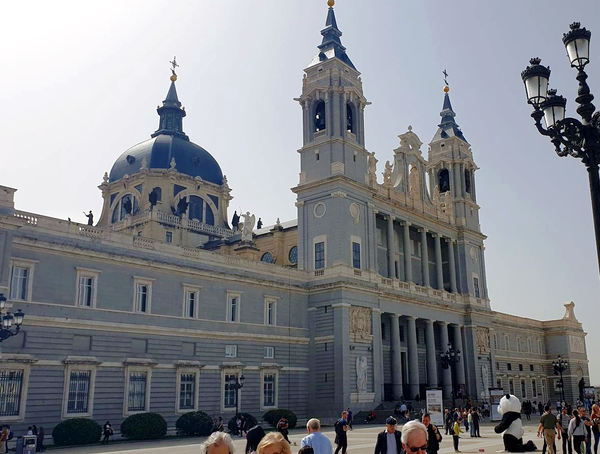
51 420 545 454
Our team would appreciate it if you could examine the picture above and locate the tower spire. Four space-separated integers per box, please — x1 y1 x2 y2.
431 85 467 143
151 59 189 140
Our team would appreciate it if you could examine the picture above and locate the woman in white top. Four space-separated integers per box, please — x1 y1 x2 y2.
569 410 588 454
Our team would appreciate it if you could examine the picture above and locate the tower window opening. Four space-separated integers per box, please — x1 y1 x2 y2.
314 101 326 132
346 102 355 134
316 152 320 161
465 169 472 194
112 194 139 223
152 187 162 202
438 169 450 193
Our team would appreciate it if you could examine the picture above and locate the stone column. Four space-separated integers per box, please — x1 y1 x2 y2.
452 324 466 388
433 234 444 290
386 216 395 279
389 314 403 400
307 307 317 413
425 319 438 387
439 321 452 398
371 309 384 403
402 222 413 282
420 229 430 287
332 303 351 409
406 316 419 399
446 238 457 293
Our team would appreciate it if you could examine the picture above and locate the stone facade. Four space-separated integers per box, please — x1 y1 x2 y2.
0 4 589 436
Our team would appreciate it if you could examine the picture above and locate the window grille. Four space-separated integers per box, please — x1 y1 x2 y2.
263 374 275 407
67 370 91 414
179 373 195 410
128 372 147 412
315 242 325 269
224 374 237 408
0 370 23 417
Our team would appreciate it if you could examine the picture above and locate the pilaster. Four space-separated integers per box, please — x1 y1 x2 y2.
419 229 430 287
389 314 403 400
402 222 412 283
406 316 419 399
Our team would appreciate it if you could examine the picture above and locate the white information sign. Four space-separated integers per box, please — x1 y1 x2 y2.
490 388 505 421
426 389 444 426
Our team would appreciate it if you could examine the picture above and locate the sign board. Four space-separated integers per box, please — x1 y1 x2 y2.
489 388 505 421
426 389 444 426
584 387 595 407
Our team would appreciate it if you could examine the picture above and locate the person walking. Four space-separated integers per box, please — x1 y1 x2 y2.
453 417 464 453
36 427 45 453
570 410 588 454
301 419 333 454
374 417 402 454
539 405 562 454
334 411 349 454
472 408 481 437
277 417 290 443
468 410 475 437
347 408 353 431
0 426 8 454
591 405 600 454
445 409 452 436
560 407 574 454
422 413 442 454
102 421 112 445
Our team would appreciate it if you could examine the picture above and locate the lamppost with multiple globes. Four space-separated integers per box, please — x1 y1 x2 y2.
552 355 569 403
521 22 600 277
225 374 245 420
0 294 25 343
440 342 462 409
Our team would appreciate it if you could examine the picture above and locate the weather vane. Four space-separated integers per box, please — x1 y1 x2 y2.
443 67 449 87
170 56 179 76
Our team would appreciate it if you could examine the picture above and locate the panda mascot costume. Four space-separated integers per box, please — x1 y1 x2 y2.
494 394 537 452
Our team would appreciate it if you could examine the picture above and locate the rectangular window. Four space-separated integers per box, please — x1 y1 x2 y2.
78 276 94 307
493 333 498 350
527 338 533 353
10 267 29 301
532 379 538 397
67 370 91 414
179 373 196 411
315 242 325 269
505 335 510 351
186 291 197 318
516 337 521 352
227 294 240 322
224 374 237 408
530 364 534 372
521 379 526 398
136 284 148 312
0 370 24 417
263 374 276 407
509 379 515 395
519 364 523 371
264 347 274 359
538 339 543 354
127 372 147 412
497 378 502 389
473 277 480 298
166 232 173 243
507 363 512 371
225 345 237 358
133 277 154 314
352 242 361 269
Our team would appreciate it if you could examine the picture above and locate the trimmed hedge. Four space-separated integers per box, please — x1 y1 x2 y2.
121 412 167 440
176 411 213 436
52 418 102 446
227 413 257 432
263 409 297 429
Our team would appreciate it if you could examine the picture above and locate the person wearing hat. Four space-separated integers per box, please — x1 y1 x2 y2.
374 417 403 454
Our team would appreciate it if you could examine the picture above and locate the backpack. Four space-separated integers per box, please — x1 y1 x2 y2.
334 420 344 436
7 431 13 441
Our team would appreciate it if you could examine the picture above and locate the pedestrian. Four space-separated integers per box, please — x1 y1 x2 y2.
301 419 333 454
538 405 561 454
347 408 353 431
591 404 600 454
277 417 290 443
200 432 237 454
102 421 112 445
374 417 402 454
0 426 8 454
579 408 592 454
472 408 481 438
400 420 428 454
36 427 45 452
560 407 574 454
570 410 587 454
445 409 452 435
334 411 349 454
468 410 474 437
257 433 291 454
453 417 464 452
218 417 224 432
246 426 266 454
422 413 442 454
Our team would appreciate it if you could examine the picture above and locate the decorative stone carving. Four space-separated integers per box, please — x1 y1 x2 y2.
562 301 579 321
349 203 360 225
383 161 393 187
481 363 490 394
241 212 255 242
169 157 177 170
367 152 378 187
102 172 109 184
432 185 440 206
313 202 326 219
476 327 491 354
349 306 371 340
409 164 420 199
470 247 478 262
356 356 368 392
141 157 148 170
569 335 585 354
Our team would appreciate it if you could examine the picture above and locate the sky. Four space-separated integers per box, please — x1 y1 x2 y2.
1 1 599 382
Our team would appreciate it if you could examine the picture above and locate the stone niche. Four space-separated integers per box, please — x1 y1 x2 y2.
349 306 372 343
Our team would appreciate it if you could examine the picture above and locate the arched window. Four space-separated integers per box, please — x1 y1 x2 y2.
188 196 204 222
261 252 274 263
346 102 355 134
288 246 298 265
111 194 139 223
465 169 472 194
152 187 162 202
205 204 214 226
438 169 450 193
314 100 326 132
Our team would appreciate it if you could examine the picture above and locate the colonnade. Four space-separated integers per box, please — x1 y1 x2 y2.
384 215 457 293
388 314 466 401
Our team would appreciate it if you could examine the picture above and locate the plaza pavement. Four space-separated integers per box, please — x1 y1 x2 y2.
54 419 546 454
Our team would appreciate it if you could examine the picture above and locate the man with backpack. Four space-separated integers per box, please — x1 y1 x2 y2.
334 411 349 454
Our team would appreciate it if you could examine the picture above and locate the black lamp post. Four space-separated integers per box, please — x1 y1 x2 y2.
226 374 245 419
0 294 25 343
521 22 600 277
440 342 462 409
552 355 568 403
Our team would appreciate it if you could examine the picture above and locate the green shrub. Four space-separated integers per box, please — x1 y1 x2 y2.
227 413 257 433
176 411 213 436
263 409 297 429
121 412 167 440
52 418 102 446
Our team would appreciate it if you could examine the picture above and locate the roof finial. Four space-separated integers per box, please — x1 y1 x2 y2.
327 0 335 7
169 56 179 82
443 67 450 93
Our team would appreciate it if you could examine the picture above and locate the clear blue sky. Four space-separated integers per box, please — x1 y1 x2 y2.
1 0 599 383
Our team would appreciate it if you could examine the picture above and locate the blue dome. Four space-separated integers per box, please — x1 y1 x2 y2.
109 135 223 185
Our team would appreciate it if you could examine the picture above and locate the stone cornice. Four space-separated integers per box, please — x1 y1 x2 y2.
62 356 102 365
123 358 159 367
0 354 38 364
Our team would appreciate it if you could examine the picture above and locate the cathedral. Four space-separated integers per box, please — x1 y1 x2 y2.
0 1 589 433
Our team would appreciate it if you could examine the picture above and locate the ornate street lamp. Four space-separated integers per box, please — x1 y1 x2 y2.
552 355 569 403
226 374 245 420
0 294 25 343
521 22 600 277
440 342 461 409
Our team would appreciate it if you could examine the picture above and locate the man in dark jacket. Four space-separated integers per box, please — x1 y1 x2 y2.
422 413 442 454
374 417 402 454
